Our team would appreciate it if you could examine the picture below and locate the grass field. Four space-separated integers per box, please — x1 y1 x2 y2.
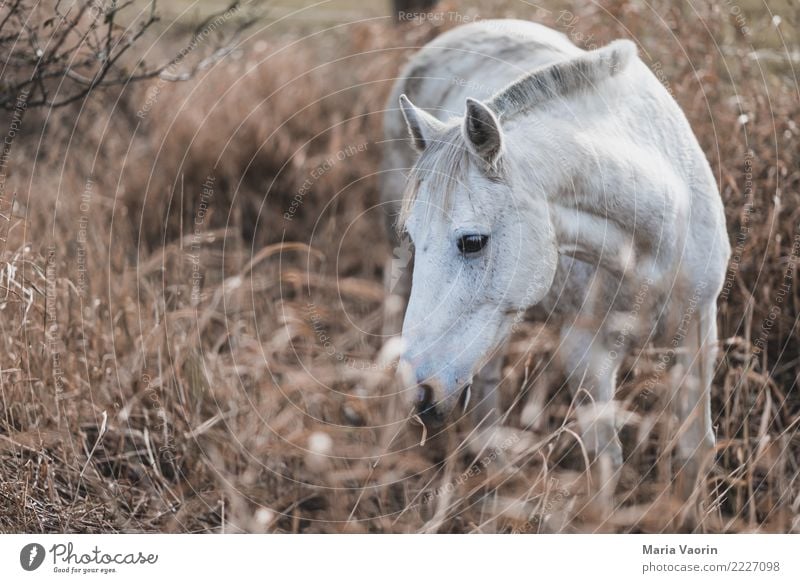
0 0 798 533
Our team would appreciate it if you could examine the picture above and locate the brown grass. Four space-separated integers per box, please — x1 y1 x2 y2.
0 0 798 533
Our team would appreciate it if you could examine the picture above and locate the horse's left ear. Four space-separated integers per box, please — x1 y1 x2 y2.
399 94 445 152
463 98 502 166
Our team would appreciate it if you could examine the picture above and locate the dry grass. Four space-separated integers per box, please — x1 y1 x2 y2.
0 0 798 533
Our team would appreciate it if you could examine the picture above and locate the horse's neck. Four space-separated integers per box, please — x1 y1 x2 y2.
512 124 682 284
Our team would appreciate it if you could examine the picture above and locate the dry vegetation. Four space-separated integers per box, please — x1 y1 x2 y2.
0 0 798 533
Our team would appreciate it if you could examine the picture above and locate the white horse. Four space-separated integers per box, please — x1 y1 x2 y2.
380 20 730 485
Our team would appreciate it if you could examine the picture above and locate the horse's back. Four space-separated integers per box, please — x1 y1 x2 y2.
387 20 579 125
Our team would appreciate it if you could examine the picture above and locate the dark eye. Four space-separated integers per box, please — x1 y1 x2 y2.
457 234 489 255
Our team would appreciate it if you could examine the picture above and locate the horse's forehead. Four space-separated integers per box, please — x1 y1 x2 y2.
406 179 496 238
403 140 508 239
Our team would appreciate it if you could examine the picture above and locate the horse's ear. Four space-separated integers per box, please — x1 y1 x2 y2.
463 98 502 166
399 94 444 152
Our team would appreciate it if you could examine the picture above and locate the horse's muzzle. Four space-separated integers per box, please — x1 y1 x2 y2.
413 384 443 424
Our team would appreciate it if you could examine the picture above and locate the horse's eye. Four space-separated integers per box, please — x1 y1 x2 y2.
457 234 489 255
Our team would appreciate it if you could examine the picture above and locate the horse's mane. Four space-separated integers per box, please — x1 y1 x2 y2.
399 123 472 231
489 39 637 119
398 39 637 230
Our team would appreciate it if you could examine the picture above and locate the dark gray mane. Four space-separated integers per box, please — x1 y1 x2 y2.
489 39 637 119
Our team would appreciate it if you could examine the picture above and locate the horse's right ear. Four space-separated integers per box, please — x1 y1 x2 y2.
399 94 445 152
463 98 502 167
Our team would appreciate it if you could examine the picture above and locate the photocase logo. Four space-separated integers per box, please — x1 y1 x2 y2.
20 543 46 571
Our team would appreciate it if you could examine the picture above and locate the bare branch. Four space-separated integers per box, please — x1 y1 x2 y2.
0 0 264 110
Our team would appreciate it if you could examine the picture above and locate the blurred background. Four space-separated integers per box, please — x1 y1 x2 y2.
0 0 798 533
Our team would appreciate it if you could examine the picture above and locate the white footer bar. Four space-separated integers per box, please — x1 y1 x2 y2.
1 534 797 582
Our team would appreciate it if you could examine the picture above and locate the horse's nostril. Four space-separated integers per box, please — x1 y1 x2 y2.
414 384 435 415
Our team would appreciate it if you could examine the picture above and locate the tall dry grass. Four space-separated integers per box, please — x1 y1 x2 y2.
0 0 797 533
